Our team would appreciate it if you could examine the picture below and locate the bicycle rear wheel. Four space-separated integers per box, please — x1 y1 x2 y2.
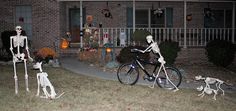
156 67 182 90
117 63 139 85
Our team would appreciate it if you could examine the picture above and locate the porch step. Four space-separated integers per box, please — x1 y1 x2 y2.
59 48 79 57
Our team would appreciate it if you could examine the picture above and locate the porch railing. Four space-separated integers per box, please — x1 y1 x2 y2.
93 28 235 48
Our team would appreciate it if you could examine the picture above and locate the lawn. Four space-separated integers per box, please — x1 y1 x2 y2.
0 64 235 111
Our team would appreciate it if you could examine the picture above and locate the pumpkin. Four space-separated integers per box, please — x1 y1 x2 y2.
61 38 69 49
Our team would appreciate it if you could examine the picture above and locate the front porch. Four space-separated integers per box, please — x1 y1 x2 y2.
57 0 235 51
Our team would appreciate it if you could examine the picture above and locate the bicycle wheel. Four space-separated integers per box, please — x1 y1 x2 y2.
117 63 139 85
156 67 182 90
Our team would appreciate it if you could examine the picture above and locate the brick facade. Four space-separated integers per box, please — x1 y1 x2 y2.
0 0 60 50
0 1 233 50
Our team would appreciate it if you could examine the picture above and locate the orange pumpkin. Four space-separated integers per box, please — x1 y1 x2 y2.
61 39 69 49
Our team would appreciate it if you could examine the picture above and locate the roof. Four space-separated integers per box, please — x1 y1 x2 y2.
57 0 236 2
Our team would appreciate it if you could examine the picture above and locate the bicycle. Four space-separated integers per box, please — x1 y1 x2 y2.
117 48 182 91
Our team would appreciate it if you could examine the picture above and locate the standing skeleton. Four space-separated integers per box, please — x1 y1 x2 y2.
10 26 33 94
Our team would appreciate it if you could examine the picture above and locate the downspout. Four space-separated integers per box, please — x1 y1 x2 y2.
232 2 235 44
184 0 187 48
80 0 83 48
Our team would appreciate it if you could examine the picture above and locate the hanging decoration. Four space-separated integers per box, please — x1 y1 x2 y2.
186 14 192 21
204 3 214 18
101 1 113 19
153 2 163 17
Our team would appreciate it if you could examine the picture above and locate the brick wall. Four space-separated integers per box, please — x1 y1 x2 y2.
0 0 60 50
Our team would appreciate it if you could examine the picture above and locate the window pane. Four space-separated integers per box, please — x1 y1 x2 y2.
135 10 148 27
151 9 165 27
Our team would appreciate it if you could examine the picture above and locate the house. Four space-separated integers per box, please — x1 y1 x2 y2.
0 0 235 64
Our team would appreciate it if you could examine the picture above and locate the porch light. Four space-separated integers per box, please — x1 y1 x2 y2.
60 38 69 49
106 47 112 53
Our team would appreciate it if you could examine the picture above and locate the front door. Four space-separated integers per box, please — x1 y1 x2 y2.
69 8 85 42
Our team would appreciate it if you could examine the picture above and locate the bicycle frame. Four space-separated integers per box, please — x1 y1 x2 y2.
131 53 179 91
132 57 158 78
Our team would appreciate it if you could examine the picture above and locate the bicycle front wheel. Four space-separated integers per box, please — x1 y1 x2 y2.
156 67 182 90
117 63 139 85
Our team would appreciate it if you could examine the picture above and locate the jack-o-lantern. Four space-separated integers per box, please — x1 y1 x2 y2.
61 38 69 49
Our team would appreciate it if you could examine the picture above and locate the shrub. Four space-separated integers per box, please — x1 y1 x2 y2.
0 48 12 61
34 47 57 63
205 39 235 67
116 46 150 64
159 41 180 65
133 30 151 45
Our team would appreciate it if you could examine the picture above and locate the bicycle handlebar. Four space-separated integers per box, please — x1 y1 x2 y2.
131 48 142 53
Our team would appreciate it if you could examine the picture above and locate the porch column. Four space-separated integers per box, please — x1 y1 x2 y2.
133 0 135 32
80 0 83 48
232 2 235 44
184 0 187 48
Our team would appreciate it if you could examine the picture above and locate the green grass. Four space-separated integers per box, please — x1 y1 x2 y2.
0 64 235 111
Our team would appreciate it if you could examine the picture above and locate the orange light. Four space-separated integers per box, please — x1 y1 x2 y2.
61 39 69 49
106 48 112 53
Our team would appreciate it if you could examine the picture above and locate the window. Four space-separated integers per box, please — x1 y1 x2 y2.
127 7 173 28
135 9 149 27
15 6 32 40
204 9 232 28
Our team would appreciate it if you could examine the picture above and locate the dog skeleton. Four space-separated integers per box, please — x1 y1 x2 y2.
195 75 225 100
33 62 64 99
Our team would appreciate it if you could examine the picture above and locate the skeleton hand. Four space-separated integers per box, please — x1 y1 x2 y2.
28 56 33 62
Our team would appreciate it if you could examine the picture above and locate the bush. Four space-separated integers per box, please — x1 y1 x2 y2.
205 39 235 67
116 46 150 64
133 30 151 45
159 41 180 65
34 47 57 63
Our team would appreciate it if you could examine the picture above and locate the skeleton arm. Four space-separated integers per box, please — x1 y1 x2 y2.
140 44 153 53
10 37 14 56
24 37 33 62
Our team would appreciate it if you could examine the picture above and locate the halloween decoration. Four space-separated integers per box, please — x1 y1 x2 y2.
33 62 64 99
60 38 69 49
195 75 225 100
186 14 192 21
10 26 33 94
138 35 179 92
101 2 112 19
153 2 163 17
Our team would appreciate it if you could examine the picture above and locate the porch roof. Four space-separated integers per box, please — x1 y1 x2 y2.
57 0 236 3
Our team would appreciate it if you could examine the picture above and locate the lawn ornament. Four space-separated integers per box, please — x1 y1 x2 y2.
197 85 218 100
119 31 126 47
195 75 225 100
139 35 179 91
9 26 33 94
34 62 64 99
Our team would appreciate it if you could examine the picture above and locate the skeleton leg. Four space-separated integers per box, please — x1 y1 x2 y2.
24 60 29 92
212 90 217 100
42 87 50 98
13 61 18 94
218 83 224 96
198 91 205 97
36 74 40 96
